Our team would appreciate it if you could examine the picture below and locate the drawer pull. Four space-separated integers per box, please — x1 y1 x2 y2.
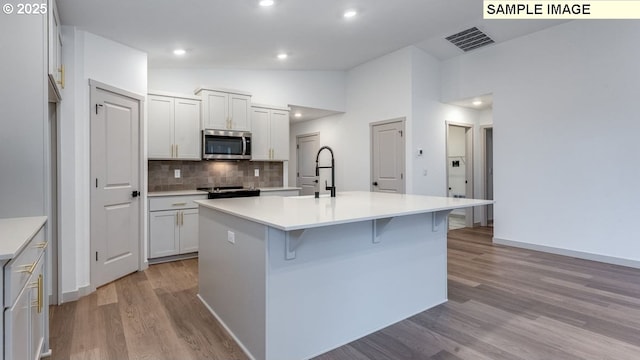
18 262 37 274
38 274 43 313
35 241 48 249
172 202 187 206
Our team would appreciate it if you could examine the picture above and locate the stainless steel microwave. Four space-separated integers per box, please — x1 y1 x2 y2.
202 129 252 160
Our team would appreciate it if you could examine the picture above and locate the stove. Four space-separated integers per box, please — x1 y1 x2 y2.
197 186 261 199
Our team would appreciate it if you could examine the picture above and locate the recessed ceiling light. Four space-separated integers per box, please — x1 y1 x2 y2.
173 49 186 56
294 112 302 118
277 53 288 60
343 9 357 18
259 0 274 6
472 100 483 106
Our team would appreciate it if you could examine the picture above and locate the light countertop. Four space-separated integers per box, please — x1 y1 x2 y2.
259 187 301 192
196 191 493 231
0 216 47 260
148 190 208 197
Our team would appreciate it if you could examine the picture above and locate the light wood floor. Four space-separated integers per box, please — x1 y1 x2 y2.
50 227 640 359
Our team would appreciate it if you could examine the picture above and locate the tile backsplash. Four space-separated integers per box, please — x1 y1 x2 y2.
148 160 283 192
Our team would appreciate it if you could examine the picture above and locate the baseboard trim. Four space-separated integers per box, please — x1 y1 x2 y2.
197 294 255 360
493 237 640 269
61 284 92 303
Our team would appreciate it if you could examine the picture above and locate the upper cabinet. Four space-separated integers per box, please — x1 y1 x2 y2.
47 0 63 101
251 104 290 161
148 92 201 160
196 88 251 131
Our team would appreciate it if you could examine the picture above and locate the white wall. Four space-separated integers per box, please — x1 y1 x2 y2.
148 68 346 112
441 21 640 265
290 48 413 194
0 5 47 217
59 28 147 299
289 46 483 199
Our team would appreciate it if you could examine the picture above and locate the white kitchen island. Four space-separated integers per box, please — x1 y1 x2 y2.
196 191 492 360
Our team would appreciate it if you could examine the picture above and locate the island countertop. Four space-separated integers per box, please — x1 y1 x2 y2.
195 191 493 231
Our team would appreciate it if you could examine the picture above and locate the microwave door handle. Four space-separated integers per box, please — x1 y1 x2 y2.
242 137 247 156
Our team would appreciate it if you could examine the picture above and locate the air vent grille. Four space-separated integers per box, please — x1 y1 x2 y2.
445 27 494 52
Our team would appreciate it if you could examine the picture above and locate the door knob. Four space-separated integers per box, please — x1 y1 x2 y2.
372 182 378 186
132 190 140 198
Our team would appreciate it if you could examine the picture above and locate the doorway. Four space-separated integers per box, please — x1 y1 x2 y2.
89 80 144 290
446 122 473 229
483 126 494 226
296 133 320 196
370 118 406 193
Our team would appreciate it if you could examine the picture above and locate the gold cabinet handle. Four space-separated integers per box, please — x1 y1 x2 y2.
172 202 187 206
35 241 48 249
176 144 179 158
180 211 184 226
38 274 43 313
19 262 37 274
176 212 179 226
57 65 65 89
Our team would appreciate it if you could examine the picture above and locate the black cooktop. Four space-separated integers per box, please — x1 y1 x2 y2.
197 186 261 199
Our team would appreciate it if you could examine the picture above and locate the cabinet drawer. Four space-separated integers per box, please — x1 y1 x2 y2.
149 195 207 211
4 227 47 306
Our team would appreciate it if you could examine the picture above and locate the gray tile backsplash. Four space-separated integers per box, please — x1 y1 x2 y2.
148 160 283 192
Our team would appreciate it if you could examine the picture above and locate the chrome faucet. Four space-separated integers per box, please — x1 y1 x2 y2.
315 146 336 198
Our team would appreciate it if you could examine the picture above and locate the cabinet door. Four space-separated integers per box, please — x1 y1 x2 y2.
202 91 228 130
148 95 175 159
30 259 45 360
179 209 199 254
270 110 290 161
229 94 251 131
149 210 179 258
5 284 30 360
250 108 271 161
174 98 201 160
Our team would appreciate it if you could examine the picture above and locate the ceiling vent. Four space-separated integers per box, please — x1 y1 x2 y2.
445 27 494 52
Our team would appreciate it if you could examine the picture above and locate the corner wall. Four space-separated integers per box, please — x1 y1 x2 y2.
441 21 640 265
59 28 147 299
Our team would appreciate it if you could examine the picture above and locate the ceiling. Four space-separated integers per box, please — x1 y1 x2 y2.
57 0 567 70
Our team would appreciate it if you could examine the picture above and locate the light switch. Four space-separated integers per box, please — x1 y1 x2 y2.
254 169 259 177
174 169 181 178
227 230 235 244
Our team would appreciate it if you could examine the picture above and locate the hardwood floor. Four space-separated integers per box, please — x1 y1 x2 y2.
49 227 640 360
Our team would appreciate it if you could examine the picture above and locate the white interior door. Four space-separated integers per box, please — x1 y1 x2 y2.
371 119 405 193
91 84 141 289
446 123 474 228
296 133 320 196
485 127 494 223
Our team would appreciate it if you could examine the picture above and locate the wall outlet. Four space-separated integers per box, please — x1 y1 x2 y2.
174 169 181 178
254 168 259 177
227 230 235 244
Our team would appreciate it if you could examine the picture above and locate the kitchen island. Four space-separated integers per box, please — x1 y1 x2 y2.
196 191 492 360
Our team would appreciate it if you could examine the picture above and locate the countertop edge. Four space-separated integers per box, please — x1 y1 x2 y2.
148 190 209 197
195 196 493 232
0 216 48 260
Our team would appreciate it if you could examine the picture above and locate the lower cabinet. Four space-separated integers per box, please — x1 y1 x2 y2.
149 194 206 260
3 222 47 360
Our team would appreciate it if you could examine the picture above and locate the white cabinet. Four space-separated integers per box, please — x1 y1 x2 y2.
196 88 251 131
47 0 63 101
148 93 201 160
148 194 206 261
251 105 290 161
2 220 48 360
